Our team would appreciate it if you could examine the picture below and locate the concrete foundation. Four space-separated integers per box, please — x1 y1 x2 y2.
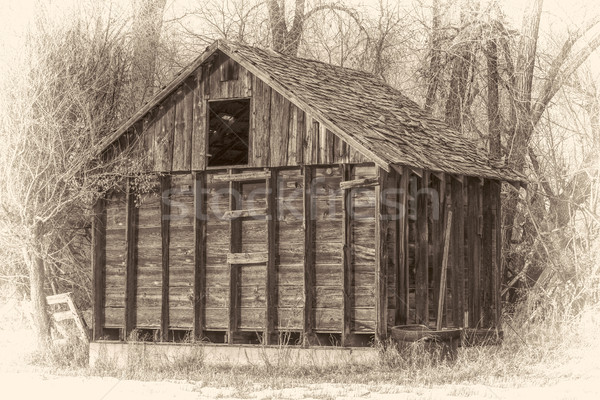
89 341 380 368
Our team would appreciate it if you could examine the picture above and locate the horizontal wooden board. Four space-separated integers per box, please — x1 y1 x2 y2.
277 307 303 329
204 308 228 329
228 252 268 264
169 308 193 328
104 307 124 327
238 307 265 330
136 307 161 328
315 308 342 331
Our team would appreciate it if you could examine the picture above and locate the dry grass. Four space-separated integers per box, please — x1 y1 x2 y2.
17 239 600 391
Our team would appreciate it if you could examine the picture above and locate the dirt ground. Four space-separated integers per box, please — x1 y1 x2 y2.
1 367 599 400
1 300 599 400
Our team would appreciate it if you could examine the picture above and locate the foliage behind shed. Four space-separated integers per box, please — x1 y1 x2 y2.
92 40 525 345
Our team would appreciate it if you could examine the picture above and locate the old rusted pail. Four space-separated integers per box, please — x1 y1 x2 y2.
390 325 462 361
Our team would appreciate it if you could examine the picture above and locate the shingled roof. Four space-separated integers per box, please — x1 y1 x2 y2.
99 39 525 183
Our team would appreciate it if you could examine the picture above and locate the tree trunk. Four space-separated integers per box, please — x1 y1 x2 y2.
131 0 167 109
267 0 306 56
424 0 442 113
486 39 501 159
25 225 51 351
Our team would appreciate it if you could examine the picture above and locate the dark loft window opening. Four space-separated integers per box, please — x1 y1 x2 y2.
208 99 250 167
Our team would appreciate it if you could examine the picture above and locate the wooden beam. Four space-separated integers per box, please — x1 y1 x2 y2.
375 167 388 341
436 207 453 331
92 197 106 341
209 170 271 183
431 175 442 324
482 179 493 328
193 172 206 341
451 176 465 327
339 177 379 190
160 175 171 341
494 181 502 327
396 167 409 325
124 180 138 339
227 252 269 264
302 166 315 345
341 165 352 346
415 172 429 326
222 208 268 220
265 170 277 344
228 179 241 343
466 177 482 328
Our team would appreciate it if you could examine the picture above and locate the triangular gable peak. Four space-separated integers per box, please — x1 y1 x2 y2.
98 40 525 183
99 42 374 172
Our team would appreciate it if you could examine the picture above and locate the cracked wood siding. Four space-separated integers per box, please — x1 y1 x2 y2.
110 53 368 173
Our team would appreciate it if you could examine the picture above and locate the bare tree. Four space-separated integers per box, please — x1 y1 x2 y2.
0 8 149 350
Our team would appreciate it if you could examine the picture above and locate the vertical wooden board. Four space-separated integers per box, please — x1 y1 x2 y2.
295 107 305 164
251 77 271 167
450 177 465 327
154 95 176 172
270 91 290 167
415 172 429 326
482 179 494 328
142 111 157 171
191 69 206 170
209 52 224 99
287 104 298 166
240 64 253 98
92 198 107 339
173 78 195 171
172 88 186 172
318 125 327 164
303 116 313 165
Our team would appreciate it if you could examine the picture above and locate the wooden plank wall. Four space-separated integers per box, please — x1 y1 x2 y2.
114 52 368 172
98 168 504 341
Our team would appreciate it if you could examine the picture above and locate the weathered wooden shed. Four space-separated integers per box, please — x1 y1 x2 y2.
92 40 525 346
